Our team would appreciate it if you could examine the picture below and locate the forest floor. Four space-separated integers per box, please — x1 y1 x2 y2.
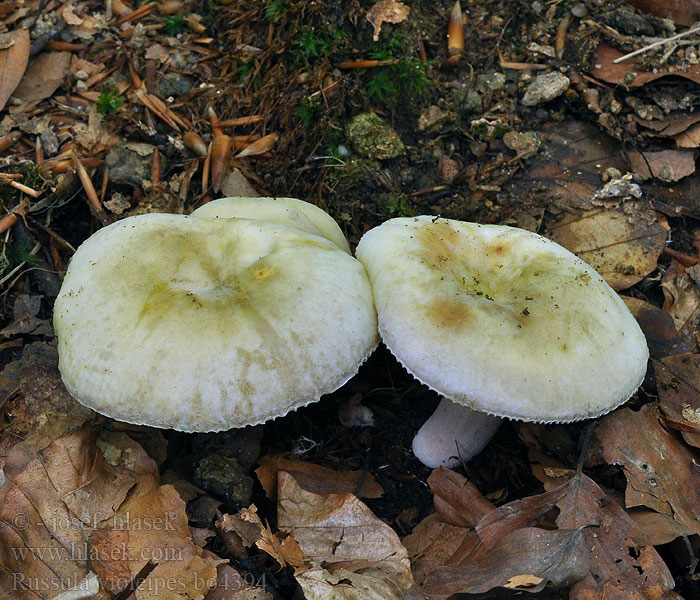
1 0 700 599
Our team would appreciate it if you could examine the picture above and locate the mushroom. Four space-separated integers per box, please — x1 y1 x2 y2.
54 212 378 431
356 216 648 468
191 196 351 253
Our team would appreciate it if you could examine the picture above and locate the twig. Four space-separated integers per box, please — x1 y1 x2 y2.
613 23 700 63
555 12 573 59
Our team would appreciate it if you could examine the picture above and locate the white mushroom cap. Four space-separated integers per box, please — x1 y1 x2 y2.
191 197 351 253
54 214 378 431
356 217 648 464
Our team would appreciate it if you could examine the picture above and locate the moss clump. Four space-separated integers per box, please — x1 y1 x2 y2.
346 112 405 160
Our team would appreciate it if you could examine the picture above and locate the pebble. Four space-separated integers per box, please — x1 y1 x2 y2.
477 72 506 94
521 71 570 106
418 105 453 131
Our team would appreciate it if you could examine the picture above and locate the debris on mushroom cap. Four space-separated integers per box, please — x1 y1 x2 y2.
191 196 351 253
54 213 378 432
356 216 649 423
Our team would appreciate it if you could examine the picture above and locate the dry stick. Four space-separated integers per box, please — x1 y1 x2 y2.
8 181 40 198
215 115 264 127
335 58 399 69
663 246 699 266
555 12 573 59
613 23 700 63
0 214 19 236
151 148 161 185
72 154 110 225
112 2 156 27
99 167 109 203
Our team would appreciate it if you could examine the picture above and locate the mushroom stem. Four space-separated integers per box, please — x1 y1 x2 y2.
412 398 503 468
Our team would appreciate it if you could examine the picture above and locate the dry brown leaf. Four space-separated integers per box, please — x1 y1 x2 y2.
12 51 71 108
654 353 700 446
623 296 695 359
556 469 679 600
596 404 700 538
628 0 700 27
627 149 696 182
508 121 628 211
633 111 700 138
528 448 574 490
628 508 685 546
365 0 410 41
205 563 273 600
237 133 277 157
675 122 700 148
547 204 669 290
255 455 383 500
426 467 494 528
0 29 29 111
0 425 134 596
276 471 413 600
591 44 700 87
401 513 475 585
0 425 225 599
661 263 700 344
406 527 590 599
0 343 94 504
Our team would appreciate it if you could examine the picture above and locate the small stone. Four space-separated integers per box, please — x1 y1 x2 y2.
105 142 158 186
346 112 405 160
74 69 89 81
438 155 461 184
461 89 483 114
527 43 556 58
75 80 87 92
194 454 254 507
521 71 570 106
477 72 506 94
39 127 59 156
612 9 654 36
418 105 453 131
503 131 541 159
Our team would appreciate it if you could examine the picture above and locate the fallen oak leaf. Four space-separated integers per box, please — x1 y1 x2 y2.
277 471 413 600
0 29 29 111
547 203 669 291
627 149 697 182
591 44 700 87
366 0 410 42
596 404 700 538
401 513 475 585
556 466 680 600
255 455 382 500
0 425 134 596
406 526 590 599
623 297 694 359
654 353 700 447
427 467 494 528
661 262 700 347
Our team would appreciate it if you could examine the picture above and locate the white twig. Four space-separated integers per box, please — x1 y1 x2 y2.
613 24 700 63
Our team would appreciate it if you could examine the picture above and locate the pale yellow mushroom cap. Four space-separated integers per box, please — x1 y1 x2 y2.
356 216 648 422
191 196 351 253
54 214 378 431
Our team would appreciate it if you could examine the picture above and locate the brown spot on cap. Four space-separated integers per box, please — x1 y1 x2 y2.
424 297 471 330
